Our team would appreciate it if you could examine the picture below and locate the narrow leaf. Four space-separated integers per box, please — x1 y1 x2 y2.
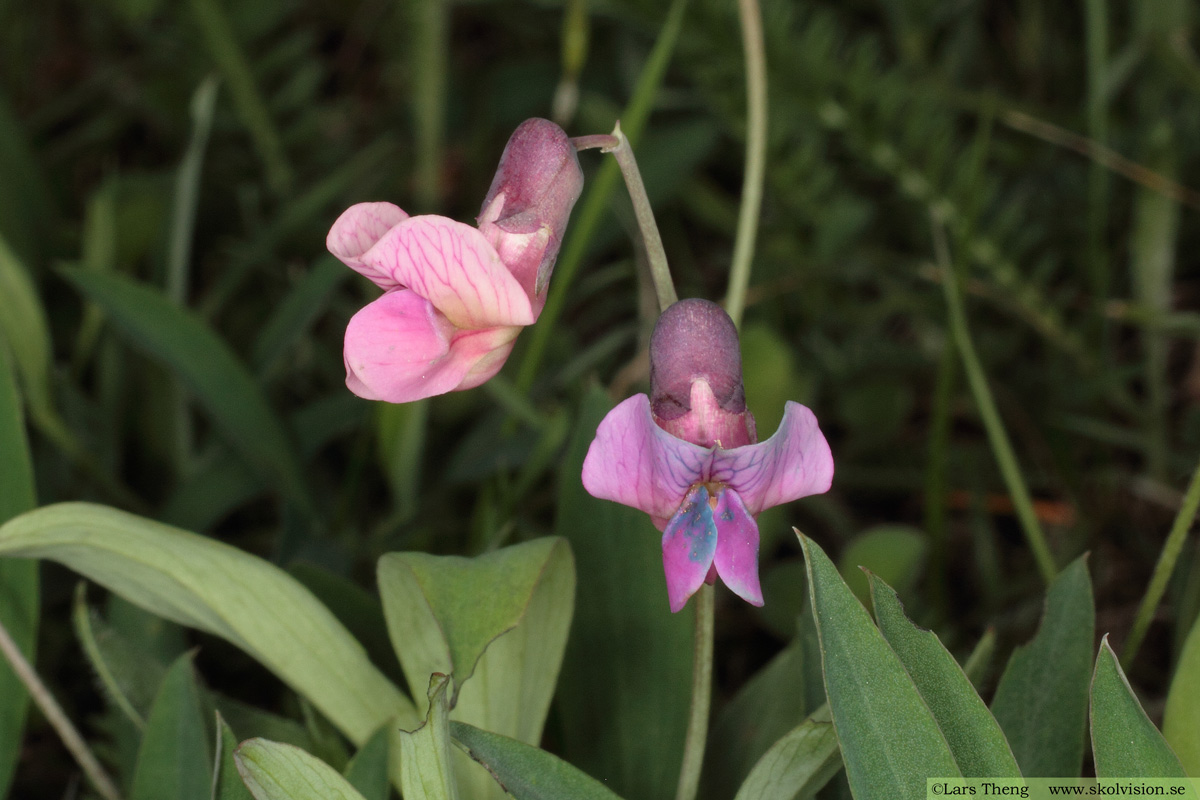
990 555 1094 777
214 714 255 800
451 722 627 800
1164 611 1200 775
1091 636 1187 777
0 502 415 745
130 654 211 800
0 346 38 797
399 674 459 800
236 740 368 800
799 532 960 799
59 268 312 512
870 574 1020 777
731 704 841 800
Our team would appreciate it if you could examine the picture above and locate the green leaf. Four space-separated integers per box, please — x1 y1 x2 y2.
450 722 627 800
869 574 1020 777
58 268 312 513
0 345 38 798
0 233 54 423
1164 610 1200 775
399 674 459 800
378 537 572 696
1090 636 1187 777
0 502 415 745
731 704 842 800
343 722 392 800
130 654 211 800
990 555 1094 777
379 537 575 800
214 714 255 800
235 740 369 800
554 387 692 800
251 255 348 375
799 533 960 799
702 640 809 800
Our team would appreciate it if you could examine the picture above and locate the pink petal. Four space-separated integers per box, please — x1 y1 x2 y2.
351 215 535 330
581 394 713 521
710 402 834 516
327 202 411 289
661 486 718 613
343 289 519 403
712 488 763 607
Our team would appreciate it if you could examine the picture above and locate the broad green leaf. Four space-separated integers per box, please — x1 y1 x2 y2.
450 722 627 800
399 674 459 800
378 537 572 697
839 525 926 608
0 345 37 797
379 537 575 800
554 387 691 800
344 722 392 800
731 704 841 800
59 268 312 512
990 556 1094 777
799 533 960 799
214 714 255 800
702 640 808 800
1090 636 1187 777
869 574 1020 777
130 654 211 800
236 740 369 800
0 502 415 745
1164 610 1200 775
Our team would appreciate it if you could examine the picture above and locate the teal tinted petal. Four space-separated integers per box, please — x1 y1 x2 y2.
662 486 718 613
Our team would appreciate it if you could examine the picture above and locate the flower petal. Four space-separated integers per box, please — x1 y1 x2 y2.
343 289 517 403
327 202 410 289
581 394 713 521
354 215 535 329
712 488 764 607
661 486 719 613
710 401 834 515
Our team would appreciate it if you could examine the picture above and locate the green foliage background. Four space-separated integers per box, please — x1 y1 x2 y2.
2 0 1200 795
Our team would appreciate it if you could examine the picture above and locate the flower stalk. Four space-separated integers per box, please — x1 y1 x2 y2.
675 583 714 800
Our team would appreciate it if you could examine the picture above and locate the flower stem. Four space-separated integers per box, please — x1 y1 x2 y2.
1122 453 1200 665
600 122 678 312
0 615 122 800
674 583 714 800
931 214 1058 586
724 0 768 329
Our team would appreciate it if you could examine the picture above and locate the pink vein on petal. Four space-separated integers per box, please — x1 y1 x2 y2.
366 216 534 330
327 202 410 289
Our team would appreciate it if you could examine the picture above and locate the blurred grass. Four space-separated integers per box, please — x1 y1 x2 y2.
2 0 1200 794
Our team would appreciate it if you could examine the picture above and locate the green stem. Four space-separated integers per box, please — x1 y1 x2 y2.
411 0 447 212
1122 454 1200 665
674 583 714 800
724 0 768 329
0 615 122 800
600 123 677 312
924 339 957 616
932 215 1057 585
513 0 691 393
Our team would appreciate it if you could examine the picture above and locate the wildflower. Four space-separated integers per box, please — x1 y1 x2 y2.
328 118 583 403
581 299 834 612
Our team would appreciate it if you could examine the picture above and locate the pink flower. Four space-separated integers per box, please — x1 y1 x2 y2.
581 299 834 612
328 119 584 403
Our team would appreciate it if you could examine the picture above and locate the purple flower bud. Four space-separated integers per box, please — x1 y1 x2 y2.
477 118 584 302
649 299 756 449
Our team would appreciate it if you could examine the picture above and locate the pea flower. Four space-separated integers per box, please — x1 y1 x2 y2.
581 299 834 612
327 118 584 403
